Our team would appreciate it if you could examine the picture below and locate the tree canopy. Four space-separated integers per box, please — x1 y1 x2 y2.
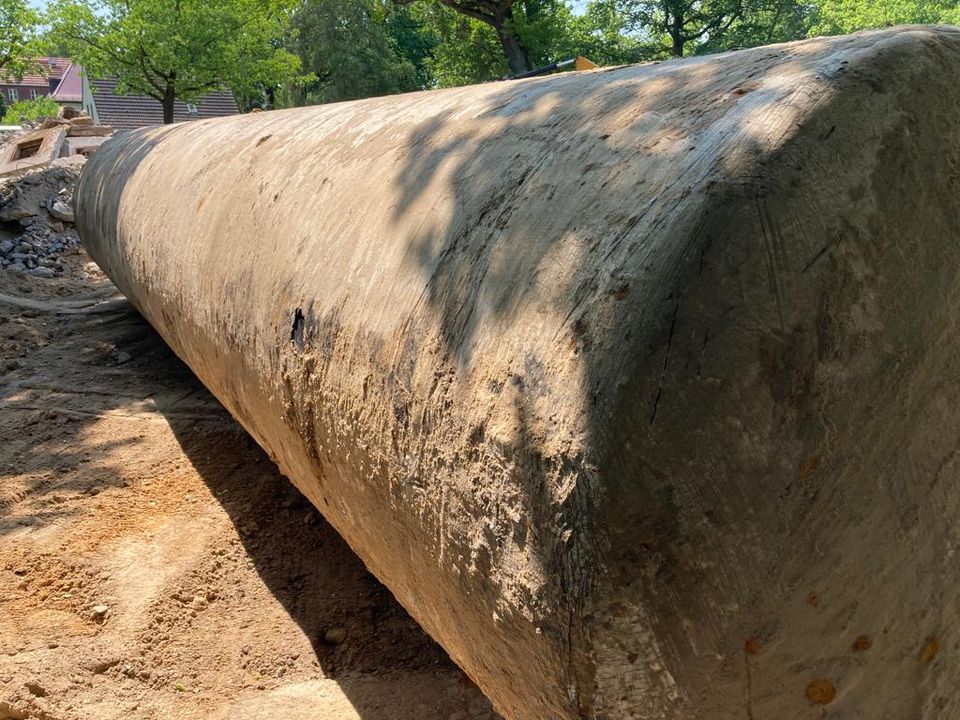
809 0 960 34
0 0 39 79
16 0 960 119
45 0 302 122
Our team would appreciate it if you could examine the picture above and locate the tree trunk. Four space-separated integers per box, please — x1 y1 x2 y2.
162 82 176 124
670 16 685 57
498 28 533 75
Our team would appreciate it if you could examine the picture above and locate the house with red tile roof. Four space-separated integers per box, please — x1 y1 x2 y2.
0 57 71 105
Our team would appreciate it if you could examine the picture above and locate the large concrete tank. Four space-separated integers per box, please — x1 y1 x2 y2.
76 26 960 718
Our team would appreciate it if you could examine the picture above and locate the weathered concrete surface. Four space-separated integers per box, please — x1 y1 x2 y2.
76 26 960 718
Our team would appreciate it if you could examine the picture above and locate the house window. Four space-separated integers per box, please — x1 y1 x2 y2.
185 102 198 115
7 89 17 101
30 89 37 100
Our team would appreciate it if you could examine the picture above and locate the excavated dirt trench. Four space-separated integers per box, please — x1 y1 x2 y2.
0 257 499 720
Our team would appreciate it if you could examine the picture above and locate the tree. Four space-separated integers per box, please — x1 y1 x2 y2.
0 0 40 80
384 4 440 89
695 0 811 52
413 0 595 84
289 0 422 105
45 0 302 124
808 0 959 34
397 0 557 74
417 3 508 85
622 0 747 56
565 0 654 65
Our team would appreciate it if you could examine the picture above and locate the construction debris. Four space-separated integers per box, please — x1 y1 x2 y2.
0 162 84 278
0 127 67 178
0 108 113 178
0 107 110 278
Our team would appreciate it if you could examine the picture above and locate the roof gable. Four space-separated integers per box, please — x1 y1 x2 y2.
52 63 83 102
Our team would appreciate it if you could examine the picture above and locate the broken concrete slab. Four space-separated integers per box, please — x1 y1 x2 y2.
66 125 113 138
76 26 960 720
0 127 67 178
38 117 69 130
48 200 74 223
62 136 110 158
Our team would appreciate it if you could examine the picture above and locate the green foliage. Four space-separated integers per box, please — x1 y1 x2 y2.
414 0 651 86
808 0 959 34
696 0 813 52
281 0 960 104
566 0 654 64
0 0 40 79
291 0 432 103
416 4 507 85
45 0 302 121
621 0 749 55
384 6 440 88
397 0 582 75
508 0 577 67
2 95 59 125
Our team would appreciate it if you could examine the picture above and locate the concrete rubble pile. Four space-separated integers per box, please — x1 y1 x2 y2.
77 26 960 720
0 163 83 277
0 107 114 278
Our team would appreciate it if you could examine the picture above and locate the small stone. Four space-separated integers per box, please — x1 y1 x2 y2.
0 239 13 254
31 267 55 278
49 200 74 223
24 681 47 697
115 351 132 364
852 635 872 652
85 656 120 673
323 627 347 645
91 604 109 621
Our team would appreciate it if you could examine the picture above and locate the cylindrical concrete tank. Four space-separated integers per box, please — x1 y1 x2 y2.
77 26 960 718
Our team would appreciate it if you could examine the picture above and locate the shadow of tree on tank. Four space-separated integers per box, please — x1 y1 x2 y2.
64 29 960 719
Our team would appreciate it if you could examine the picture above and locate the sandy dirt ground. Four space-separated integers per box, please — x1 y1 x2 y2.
0 253 500 720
